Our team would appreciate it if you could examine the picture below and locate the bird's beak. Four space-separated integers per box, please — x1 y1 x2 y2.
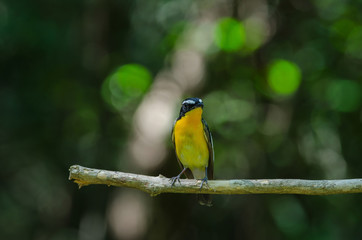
194 102 204 109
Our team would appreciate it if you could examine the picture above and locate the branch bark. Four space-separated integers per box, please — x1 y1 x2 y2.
69 165 362 196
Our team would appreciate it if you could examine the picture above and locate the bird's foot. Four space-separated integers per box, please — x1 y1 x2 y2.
200 176 209 190
170 175 182 186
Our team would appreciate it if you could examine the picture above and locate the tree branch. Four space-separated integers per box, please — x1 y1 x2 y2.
69 165 362 196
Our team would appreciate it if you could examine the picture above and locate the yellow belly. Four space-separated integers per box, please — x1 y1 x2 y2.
174 108 209 178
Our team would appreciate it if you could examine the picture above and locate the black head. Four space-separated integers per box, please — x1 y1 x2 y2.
179 97 204 118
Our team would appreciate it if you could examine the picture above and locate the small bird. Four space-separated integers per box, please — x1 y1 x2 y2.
171 97 214 206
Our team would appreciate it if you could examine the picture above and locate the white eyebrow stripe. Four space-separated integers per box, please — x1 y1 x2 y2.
182 99 195 105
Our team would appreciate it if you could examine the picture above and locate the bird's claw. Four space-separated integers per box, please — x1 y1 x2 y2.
200 177 209 190
170 176 181 186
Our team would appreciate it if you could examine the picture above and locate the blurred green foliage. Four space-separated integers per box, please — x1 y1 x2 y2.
102 64 151 110
214 17 246 52
267 59 301 96
1 0 362 240
326 79 361 112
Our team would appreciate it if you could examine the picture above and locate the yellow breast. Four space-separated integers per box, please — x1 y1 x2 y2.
174 108 209 174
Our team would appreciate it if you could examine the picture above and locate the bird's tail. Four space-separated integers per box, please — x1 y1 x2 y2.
197 194 212 207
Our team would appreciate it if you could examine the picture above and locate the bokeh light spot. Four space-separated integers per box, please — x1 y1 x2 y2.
243 17 268 52
267 59 302 96
326 80 361 112
115 64 151 97
214 17 245 52
101 64 152 110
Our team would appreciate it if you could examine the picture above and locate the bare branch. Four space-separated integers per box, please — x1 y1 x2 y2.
69 165 362 196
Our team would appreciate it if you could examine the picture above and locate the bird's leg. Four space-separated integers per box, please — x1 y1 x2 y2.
170 167 187 186
200 167 209 189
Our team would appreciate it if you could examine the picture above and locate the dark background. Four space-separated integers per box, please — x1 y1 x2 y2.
1 0 362 239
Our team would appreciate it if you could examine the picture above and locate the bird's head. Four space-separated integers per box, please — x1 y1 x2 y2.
179 97 204 117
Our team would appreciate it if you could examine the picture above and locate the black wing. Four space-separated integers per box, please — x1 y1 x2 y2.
202 119 214 180
171 120 194 179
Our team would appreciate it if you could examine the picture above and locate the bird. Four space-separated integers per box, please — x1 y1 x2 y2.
171 97 214 206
